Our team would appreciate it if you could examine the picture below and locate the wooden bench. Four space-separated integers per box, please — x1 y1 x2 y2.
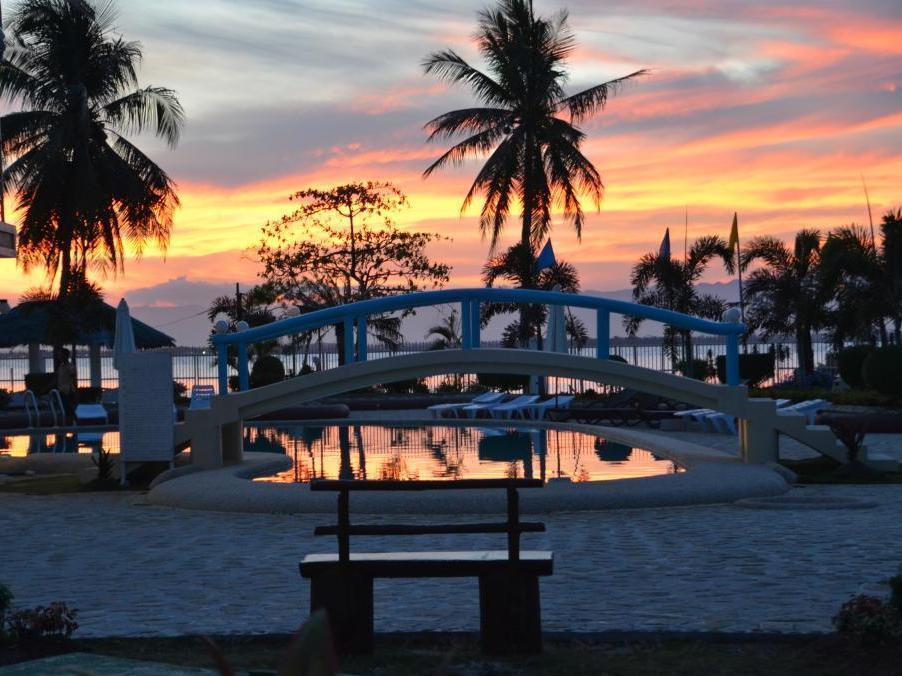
299 478 553 655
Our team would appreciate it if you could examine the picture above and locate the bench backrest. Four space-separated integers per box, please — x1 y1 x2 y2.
310 479 545 563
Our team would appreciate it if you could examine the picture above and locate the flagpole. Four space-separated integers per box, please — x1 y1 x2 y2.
684 206 688 262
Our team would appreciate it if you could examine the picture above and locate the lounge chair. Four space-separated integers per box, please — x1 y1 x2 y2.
487 395 541 420
778 399 828 424
75 403 109 446
462 394 531 419
674 408 716 430
189 384 216 410
527 395 575 420
428 391 505 419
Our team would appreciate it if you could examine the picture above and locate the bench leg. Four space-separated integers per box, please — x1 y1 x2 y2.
478 572 542 655
309 570 374 654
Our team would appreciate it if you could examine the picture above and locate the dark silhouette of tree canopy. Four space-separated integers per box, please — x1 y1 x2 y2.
425 309 462 350
820 210 902 347
0 0 183 297
422 0 645 252
741 229 827 376
482 241 585 347
256 182 451 364
627 236 734 367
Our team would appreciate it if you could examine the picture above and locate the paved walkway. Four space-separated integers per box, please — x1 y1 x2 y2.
2 485 900 637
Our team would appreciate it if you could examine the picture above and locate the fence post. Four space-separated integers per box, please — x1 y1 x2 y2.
726 333 740 386
357 317 368 361
238 342 249 391
461 300 472 350
471 301 481 348
596 310 610 359
217 344 228 394
343 316 355 364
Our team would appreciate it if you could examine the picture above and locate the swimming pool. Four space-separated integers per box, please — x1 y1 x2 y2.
0 422 680 483
246 423 680 483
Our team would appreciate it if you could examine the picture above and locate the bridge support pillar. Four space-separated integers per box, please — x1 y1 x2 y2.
190 422 224 469
221 420 243 465
738 399 779 464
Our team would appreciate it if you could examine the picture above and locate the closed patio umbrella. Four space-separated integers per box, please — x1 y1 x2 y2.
113 299 136 370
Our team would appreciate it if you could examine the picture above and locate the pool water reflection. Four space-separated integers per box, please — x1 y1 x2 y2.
248 424 680 483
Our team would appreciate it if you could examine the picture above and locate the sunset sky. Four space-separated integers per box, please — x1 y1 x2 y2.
0 0 900 342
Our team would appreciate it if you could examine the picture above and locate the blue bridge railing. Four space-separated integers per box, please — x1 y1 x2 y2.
212 288 746 394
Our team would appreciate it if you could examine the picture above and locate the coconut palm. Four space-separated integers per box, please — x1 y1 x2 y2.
819 225 885 347
425 309 462 350
740 230 827 376
422 0 645 252
820 211 902 347
482 241 582 347
1 0 183 297
626 236 735 368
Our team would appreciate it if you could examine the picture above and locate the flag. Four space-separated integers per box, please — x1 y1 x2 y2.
728 212 740 254
536 239 556 270
658 228 671 260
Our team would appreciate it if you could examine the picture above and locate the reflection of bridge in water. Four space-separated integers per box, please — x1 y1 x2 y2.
244 423 679 484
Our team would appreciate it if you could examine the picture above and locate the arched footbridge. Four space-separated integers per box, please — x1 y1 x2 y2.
176 288 845 469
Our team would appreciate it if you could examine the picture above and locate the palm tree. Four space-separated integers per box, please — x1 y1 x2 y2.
819 225 885 347
1 0 183 297
425 309 462 350
422 0 645 252
627 236 735 369
482 241 583 346
740 230 827 376
820 211 902 347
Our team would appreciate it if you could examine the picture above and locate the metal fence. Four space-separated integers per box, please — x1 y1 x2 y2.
0 336 834 394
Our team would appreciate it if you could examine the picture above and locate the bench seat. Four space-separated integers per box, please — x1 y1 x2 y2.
300 550 553 578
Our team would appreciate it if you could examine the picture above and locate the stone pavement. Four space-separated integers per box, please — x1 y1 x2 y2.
2 485 900 638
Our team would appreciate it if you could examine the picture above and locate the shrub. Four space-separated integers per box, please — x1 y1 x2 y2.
91 448 116 481
476 372 530 392
380 378 423 394
24 372 56 396
774 366 834 390
435 379 462 393
715 352 775 387
7 602 79 642
862 346 902 398
250 355 286 389
173 381 189 405
0 389 9 410
77 386 102 404
837 345 874 388
833 594 902 646
677 359 711 381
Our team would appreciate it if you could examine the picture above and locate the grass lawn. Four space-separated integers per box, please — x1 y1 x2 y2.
781 456 902 484
0 474 85 494
3 633 901 675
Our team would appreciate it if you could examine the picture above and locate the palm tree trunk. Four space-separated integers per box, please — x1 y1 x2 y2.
796 326 814 376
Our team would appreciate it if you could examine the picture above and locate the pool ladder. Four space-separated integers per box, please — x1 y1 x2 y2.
23 388 66 428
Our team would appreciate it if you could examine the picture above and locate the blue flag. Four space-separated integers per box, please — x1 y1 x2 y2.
659 228 671 260
536 239 556 270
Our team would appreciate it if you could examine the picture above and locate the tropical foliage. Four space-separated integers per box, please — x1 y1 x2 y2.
626 235 734 366
256 182 451 364
425 309 462 350
422 0 644 250
482 241 586 348
0 0 183 297
740 229 828 376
